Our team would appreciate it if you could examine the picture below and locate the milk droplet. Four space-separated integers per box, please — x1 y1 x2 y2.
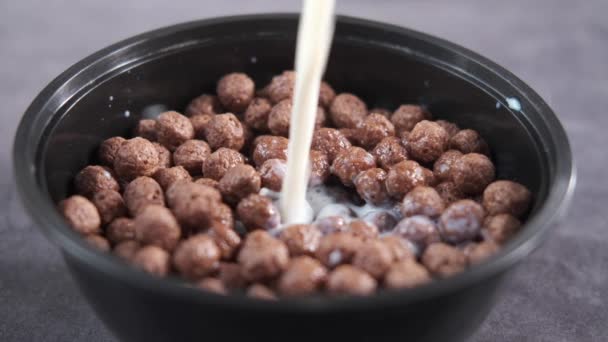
506 97 521 111
496 101 502 109
124 110 130 118
109 96 114 101
250 56 258 63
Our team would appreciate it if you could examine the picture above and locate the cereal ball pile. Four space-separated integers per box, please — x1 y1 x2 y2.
58 71 532 299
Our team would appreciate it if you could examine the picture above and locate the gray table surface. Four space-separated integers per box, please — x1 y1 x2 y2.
1 1 607 341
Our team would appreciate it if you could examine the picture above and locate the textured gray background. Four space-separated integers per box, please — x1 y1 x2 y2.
1 0 607 341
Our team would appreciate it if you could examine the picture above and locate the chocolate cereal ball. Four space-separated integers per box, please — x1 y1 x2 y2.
98 136 126 166
315 232 362 268
196 278 227 295
58 195 101 235
134 205 181 251
311 128 352 163
167 182 221 231
422 242 466 277
385 160 426 200
267 70 295 104
123 176 165 216
237 194 280 231
347 219 379 238
319 81 336 108
363 211 399 233
74 165 120 197
172 234 220 280
385 259 431 289
106 217 136 244
400 186 445 218
194 177 219 189
202 147 246 181
216 72 255 112
353 168 389 205
113 240 140 261
407 120 449 163
450 153 495 195
84 234 110 251
278 256 328 296
219 164 261 205
172 139 211 175
114 137 160 181
422 167 438 187
153 166 192 191
326 265 377 296
482 180 532 217
279 224 322 257
438 199 485 244
219 262 248 290
449 129 489 155
464 241 499 265
208 223 241 260
247 284 277 300
132 245 170 277
237 230 289 282
391 105 429 134
268 99 326 136
483 213 522 244
153 142 172 169
369 107 392 119
134 119 157 142
204 113 245 151
185 94 223 117
155 111 194 151
91 189 126 225
435 120 460 138
190 114 213 139
314 216 348 235
372 136 409 170
352 239 393 279
244 97 272 132
331 146 376 187
435 181 464 204
433 150 463 182
380 235 415 262
259 158 286 191
394 215 441 250
329 93 368 129
309 150 330 185
252 135 289 167
355 113 395 149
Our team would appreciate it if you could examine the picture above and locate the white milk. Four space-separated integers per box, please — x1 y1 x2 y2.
279 0 336 225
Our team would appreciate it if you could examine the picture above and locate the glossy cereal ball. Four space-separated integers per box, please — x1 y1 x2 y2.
244 97 273 132
391 105 429 134
309 150 330 186
134 205 181 251
352 239 393 279
172 139 211 175
278 256 328 296
74 165 120 197
237 230 289 282
353 168 389 205
202 147 246 181
267 70 295 104
315 232 363 268
123 176 165 216
185 94 223 117
311 128 352 163
354 113 396 148
155 111 194 151
132 245 170 277
435 120 460 138
98 136 126 166
204 113 245 151
348 219 379 238
259 158 286 191
371 136 409 170
236 194 281 231
384 258 431 289
331 146 376 187
216 72 255 112
433 150 463 182
133 119 157 142
329 93 368 129
422 242 467 278
407 120 449 163
438 199 485 244
251 135 289 167
483 213 521 244
58 195 101 235
114 137 160 181
380 235 415 262
218 164 261 205
482 180 532 218
172 234 221 280
153 166 192 191
385 160 426 200
279 224 322 257
106 217 136 244
435 181 464 204
91 189 126 225
400 186 445 218
450 153 495 195
326 265 377 296
362 211 399 233
449 129 489 155
394 215 441 250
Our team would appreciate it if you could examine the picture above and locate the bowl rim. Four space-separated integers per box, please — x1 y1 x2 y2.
13 13 576 312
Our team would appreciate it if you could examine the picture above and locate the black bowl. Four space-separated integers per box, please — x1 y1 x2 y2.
13 14 575 342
